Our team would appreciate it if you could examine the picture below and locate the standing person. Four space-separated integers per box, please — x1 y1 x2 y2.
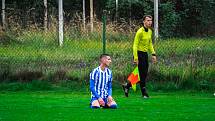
89 54 117 109
122 15 157 98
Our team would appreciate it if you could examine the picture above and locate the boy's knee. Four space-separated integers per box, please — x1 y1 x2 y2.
109 104 117 109
108 100 116 106
108 100 117 109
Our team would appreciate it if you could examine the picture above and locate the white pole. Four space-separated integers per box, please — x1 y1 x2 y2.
154 0 159 40
44 0 48 31
2 0 5 30
129 0 131 32
116 0 118 22
59 0 63 46
90 0 93 32
83 0 86 31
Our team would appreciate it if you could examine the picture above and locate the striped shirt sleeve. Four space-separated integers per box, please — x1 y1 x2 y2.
90 69 100 99
107 70 112 96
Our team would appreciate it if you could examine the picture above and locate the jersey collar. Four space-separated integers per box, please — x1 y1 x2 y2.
99 66 107 73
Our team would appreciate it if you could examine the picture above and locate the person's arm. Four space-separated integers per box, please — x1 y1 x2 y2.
149 34 157 63
149 41 155 55
90 70 100 99
107 73 112 97
133 29 141 62
90 79 100 99
148 31 156 55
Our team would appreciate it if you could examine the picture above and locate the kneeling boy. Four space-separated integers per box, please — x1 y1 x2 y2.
89 54 117 109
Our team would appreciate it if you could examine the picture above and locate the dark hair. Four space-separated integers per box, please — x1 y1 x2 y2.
143 15 153 21
100 54 110 60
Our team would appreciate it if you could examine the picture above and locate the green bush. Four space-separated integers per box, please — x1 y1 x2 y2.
27 80 52 90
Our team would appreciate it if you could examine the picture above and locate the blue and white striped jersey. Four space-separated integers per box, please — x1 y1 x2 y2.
90 66 112 99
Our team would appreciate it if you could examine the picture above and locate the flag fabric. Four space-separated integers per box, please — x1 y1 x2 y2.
131 84 137 92
127 67 140 91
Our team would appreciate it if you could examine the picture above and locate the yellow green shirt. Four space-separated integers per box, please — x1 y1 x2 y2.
133 27 156 61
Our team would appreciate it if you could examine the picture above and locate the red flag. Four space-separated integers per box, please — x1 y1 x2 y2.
127 67 140 85
128 73 139 85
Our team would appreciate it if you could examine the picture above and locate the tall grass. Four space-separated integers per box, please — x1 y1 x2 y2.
0 19 215 91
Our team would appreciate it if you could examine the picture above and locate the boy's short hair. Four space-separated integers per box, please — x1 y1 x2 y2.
100 54 110 60
143 15 152 21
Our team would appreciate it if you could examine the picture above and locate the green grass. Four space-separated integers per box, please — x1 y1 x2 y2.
0 91 215 121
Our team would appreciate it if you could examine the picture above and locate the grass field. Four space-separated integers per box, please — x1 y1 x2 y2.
0 90 215 121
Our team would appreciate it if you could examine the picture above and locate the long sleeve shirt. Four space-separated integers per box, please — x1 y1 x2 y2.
133 27 156 61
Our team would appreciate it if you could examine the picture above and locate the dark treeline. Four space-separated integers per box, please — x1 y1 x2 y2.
1 0 215 38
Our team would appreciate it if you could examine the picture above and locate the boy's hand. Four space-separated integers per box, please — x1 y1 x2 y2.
98 98 105 106
107 96 113 103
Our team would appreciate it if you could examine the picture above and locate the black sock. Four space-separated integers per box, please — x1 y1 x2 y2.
127 82 132 88
141 87 146 95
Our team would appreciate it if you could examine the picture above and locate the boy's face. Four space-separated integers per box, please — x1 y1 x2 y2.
143 17 152 28
101 56 112 67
